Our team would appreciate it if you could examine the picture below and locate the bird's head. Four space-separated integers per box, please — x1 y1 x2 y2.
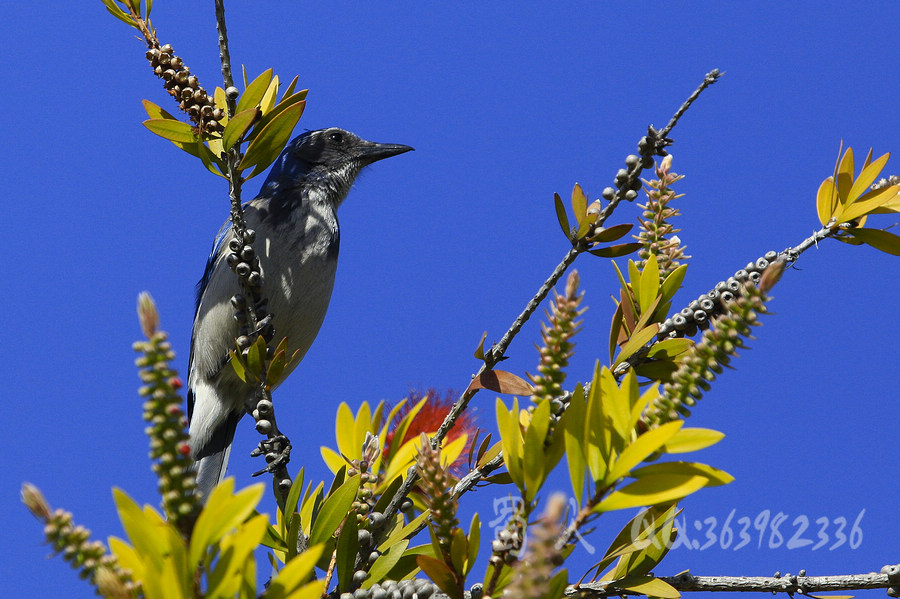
262 127 413 207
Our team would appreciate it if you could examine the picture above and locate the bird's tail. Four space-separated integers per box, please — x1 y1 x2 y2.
193 410 242 499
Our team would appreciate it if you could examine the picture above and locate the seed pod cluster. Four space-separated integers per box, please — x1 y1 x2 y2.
657 250 779 339
145 43 225 135
342 578 438 599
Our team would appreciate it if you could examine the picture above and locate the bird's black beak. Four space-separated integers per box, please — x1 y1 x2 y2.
357 141 414 165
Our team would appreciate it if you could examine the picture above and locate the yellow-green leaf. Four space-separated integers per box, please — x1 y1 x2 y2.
564 386 587 505
247 92 308 142
496 397 523 489
849 227 900 256
836 146 854 206
631 461 733 486
638 254 660 314
605 421 683 485
222 108 258 151
816 176 838 226
594 474 708 512
265 544 325 599
235 68 274 115
847 151 890 203
646 338 693 359
241 102 306 177
571 183 587 225
189 480 264 568
613 324 659 367
662 428 725 453
839 184 900 223
143 118 197 143
660 264 688 302
112 489 169 571
260 74 280 116
615 575 680 598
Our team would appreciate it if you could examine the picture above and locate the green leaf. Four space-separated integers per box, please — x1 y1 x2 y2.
564 386 587 505
660 264 688 302
465 513 480 576
378 509 431 552
308 475 361 546
365 540 409 587
417 555 461 599
631 461 733 486
222 108 258 151
554 192 571 241
449 528 468 577
646 338 693 360
588 242 642 258
282 468 306 536
546 570 569 599
143 118 197 143
101 0 136 26
605 421 684 485
662 428 725 453
265 544 325 599
594 474 708 512
229 349 247 382
335 508 359 591
246 335 266 379
848 227 900 256
241 101 305 177
266 350 287 388
234 68 274 115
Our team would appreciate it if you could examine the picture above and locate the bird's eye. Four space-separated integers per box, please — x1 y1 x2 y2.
327 131 344 144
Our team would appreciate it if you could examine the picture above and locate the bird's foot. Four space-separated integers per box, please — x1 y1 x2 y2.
251 434 292 476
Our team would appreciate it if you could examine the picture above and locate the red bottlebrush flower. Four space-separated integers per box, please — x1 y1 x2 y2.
383 388 477 474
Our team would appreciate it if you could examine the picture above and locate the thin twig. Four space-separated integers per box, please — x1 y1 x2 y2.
213 0 291 513
377 70 722 543
570 569 897 597
658 69 721 139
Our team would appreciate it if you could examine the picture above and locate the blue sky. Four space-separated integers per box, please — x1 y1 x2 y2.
5 2 900 597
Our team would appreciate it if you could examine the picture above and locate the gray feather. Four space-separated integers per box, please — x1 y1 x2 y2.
186 127 412 498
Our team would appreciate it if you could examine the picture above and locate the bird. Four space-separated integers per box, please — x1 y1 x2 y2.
187 127 413 497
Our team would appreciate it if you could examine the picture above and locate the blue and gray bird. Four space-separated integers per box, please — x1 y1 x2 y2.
188 127 413 497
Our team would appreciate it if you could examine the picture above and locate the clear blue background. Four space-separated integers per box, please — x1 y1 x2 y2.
4 2 899 597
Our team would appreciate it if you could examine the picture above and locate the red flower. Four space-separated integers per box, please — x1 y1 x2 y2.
383 388 478 474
